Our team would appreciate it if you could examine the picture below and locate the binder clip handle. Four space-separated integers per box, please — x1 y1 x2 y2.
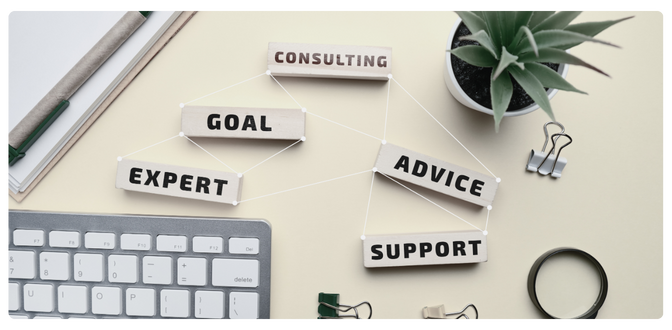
538 133 572 177
318 293 372 319
422 304 478 319
541 121 565 154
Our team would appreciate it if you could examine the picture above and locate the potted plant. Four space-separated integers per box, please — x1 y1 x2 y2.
444 11 632 131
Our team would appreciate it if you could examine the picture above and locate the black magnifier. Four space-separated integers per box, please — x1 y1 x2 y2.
527 247 608 322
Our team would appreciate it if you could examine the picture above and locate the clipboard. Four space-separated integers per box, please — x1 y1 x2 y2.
9 11 197 203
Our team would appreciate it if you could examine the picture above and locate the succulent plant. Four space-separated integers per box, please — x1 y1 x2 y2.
448 11 632 131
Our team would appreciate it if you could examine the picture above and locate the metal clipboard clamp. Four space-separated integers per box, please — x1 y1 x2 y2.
526 122 573 178
422 304 478 322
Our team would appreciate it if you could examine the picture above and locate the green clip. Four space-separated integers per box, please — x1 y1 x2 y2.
317 293 340 319
9 99 69 166
138 8 152 18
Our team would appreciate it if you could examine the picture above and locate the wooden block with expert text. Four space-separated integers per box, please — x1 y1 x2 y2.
115 159 242 204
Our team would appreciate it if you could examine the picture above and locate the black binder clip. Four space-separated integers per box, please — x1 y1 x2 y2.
422 304 478 319
318 292 372 319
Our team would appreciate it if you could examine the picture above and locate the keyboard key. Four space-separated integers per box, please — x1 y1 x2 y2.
92 286 121 315
9 283 20 311
9 250 35 279
229 292 258 319
109 255 138 283
229 237 260 255
58 285 87 314
33 316 63 322
24 283 54 312
121 234 151 251
177 257 206 286
74 253 104 282
160 289 190 318
212 259 259 288
143 256 172 285
40 251 70 280
193 236 223 253
49 231 80 248
9 315 30 319
157 235 187 252
126 288 156 317
13 229 44 246
195 291 224 319
85 232 116 249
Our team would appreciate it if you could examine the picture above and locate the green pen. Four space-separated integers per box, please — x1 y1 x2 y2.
9 11 151 166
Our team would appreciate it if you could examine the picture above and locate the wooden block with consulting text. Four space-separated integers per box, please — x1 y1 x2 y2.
362 231 487 268
181 105 305 140
115 159 242 204
268 42 392 80
374 143 498 207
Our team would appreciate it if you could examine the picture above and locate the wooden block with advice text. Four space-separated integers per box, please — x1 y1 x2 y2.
362 231 487 268
268 42 392 80
374 143 498 207
182 105 305 140
115 159 242 204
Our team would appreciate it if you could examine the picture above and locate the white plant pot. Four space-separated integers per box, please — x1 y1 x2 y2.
444 19 569 117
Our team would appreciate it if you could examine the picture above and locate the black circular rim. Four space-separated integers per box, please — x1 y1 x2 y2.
527 247 608 322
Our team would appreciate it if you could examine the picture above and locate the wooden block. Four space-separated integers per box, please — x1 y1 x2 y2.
181 105 305 140
374 143 498 207
362 231 487 268
268 42 392 80
115 159 242 204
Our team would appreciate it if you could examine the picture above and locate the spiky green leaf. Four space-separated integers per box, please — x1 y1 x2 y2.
493 47 524 80
482 12 504 50
498 11 518 48
456 11 488 34
518 48 609 77
448 45 498 67
507 66 555 120
509 26 538 57
560 16 633 50
513 12 534 30
516 30 620 54
459 30 498 59
528 11 555 29
525 62 587 94
473 11 486 20
531 11 582 33
490 69 513 132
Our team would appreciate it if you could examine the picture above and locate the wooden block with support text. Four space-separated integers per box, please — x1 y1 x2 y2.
362 231 487 268
374 143 498 207
115 159 242 204
268 42 392 80
182 105 305 140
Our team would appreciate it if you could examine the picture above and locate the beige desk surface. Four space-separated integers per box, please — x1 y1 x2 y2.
9 11 663 319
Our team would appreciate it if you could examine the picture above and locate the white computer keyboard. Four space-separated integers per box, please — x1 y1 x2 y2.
8 211 271 319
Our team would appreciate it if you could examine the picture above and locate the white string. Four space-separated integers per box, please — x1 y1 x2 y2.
391 77 497 178
238 169 372 204
182 136 237 173
383 78 391 141
242 138 303 175
269 74 303 109
361 171 377 237
306 111 383 142
485 207 491 232
378 172 483 232
121 134 180 159
183 72 267 105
